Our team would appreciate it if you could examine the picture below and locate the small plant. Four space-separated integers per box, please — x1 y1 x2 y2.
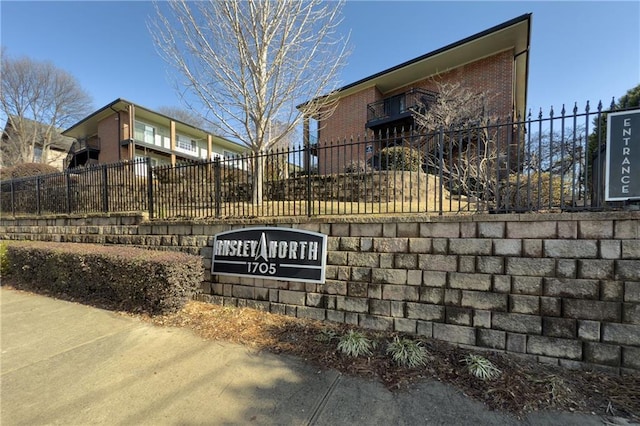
386 336 429 368
337 330 373 357
462 354 501 380
315 329 339 343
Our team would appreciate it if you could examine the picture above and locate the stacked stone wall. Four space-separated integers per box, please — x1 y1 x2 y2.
1 211 638 373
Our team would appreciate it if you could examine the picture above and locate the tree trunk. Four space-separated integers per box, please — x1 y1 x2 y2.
252 154 265 205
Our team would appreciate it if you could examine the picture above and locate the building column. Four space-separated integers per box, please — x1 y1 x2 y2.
207 134 213 160
170 120 176 166
128 105 135 160
303 115 310 172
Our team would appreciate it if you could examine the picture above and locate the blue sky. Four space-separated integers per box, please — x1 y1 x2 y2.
1 1 638 126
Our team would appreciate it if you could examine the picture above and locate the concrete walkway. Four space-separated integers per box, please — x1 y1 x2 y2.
0 287 617 425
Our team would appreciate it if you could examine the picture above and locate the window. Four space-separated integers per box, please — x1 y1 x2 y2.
176 135 197 153
384 94 406 117
134 121 155 144
33 146 43 162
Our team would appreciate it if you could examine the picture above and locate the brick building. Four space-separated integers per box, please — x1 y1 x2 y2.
62 98 246 169
300 14 531 174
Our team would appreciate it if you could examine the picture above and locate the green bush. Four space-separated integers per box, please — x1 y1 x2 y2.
379 146 423 171
4 241 203 315
0 242 9 277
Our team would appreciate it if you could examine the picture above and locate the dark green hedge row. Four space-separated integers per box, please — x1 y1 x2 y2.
3 241 204 315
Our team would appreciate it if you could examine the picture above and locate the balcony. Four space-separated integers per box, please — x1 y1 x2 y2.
366 88 438 131
72 138 101 153
66 138 101 168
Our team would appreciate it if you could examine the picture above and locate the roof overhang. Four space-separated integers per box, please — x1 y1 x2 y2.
300 13 531 116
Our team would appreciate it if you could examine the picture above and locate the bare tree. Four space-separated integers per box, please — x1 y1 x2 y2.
0 50 93 167
157 105 223 134
523 124 587 207
413 82 492 132
264 120 299 181
149 0 349 204
412 82 501 205
526 126 586 177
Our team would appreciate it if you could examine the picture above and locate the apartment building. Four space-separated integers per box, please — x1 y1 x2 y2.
63 98 246 169
300 14 531 173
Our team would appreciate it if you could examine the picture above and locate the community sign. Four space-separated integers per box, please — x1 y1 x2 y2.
606 109 640 201
211 227 327 283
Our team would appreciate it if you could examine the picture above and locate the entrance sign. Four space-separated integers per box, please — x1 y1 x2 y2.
606 109 640 201
211 227 327 283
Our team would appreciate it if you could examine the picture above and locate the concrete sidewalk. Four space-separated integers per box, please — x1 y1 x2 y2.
0 287 615 425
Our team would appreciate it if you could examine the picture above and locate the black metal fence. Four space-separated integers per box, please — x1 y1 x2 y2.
1 101 637 220
1 159 149 217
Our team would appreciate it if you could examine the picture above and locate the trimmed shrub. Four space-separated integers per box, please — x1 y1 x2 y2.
0 163 60 180
3 241 203 315
379 146 423 172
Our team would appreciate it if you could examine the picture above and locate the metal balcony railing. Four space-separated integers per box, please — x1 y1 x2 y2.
366 88 438 129
72 138 101 152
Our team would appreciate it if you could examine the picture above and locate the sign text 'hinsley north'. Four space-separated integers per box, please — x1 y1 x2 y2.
211 227 327 283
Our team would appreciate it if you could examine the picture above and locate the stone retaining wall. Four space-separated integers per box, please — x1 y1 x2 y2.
1 211 638 373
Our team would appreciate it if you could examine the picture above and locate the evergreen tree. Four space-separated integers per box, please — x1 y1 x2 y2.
588 84 640 160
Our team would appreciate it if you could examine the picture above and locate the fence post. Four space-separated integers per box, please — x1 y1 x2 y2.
146 157 154 219
10 180 15 216
36 177 41 216
438 128 444 216
306 144 312 217
102 164 109 213
65 171 72 214
213 158 221 218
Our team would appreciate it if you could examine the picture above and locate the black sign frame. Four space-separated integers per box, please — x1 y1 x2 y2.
211 227 327 283
606 109 640 201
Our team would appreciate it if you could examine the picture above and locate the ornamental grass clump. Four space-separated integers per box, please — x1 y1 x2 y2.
337 330 373 357
386 336 429 368
462 354 501 380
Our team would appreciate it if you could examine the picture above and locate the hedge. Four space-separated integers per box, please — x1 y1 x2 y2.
2 241 203 315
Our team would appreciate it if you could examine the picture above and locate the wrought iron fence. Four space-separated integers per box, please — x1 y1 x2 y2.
1 101 637 220
0 159 149 216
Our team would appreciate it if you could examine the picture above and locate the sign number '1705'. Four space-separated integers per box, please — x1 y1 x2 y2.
211 227 328 284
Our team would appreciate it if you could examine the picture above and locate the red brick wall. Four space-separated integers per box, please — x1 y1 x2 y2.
97 114 120 163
